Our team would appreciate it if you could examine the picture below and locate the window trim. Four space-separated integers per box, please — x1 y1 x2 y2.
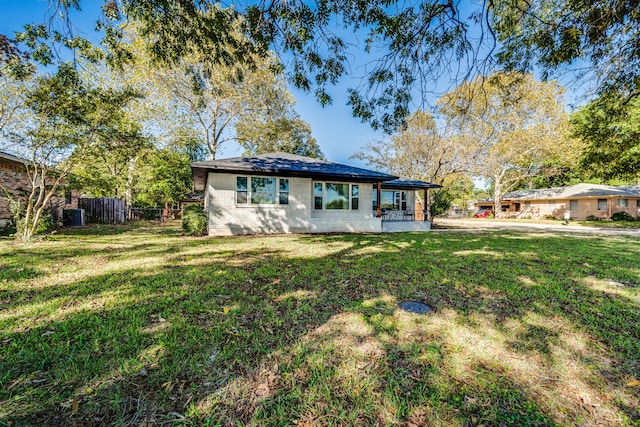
235 176 290 206
312 181 360 211
569 200 578 211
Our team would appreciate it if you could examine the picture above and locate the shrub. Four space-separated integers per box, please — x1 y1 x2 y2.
182 204 207 236
611 212 635 221
36 214 56 234
429 189 454 219
585 215 600 221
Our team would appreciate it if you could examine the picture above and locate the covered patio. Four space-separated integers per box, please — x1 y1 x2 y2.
372 179 442 232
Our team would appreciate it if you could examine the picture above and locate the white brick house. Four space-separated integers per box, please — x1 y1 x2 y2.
191 153 441 236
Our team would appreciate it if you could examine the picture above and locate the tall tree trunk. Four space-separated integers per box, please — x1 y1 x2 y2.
125 156 138 207
493 177 503 219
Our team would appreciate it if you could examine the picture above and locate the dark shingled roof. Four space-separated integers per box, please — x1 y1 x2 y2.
381 179 442 190
0 151 28 165
503 183 640 200
192 152 398 190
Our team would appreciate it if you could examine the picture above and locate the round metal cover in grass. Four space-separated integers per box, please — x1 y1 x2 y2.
399 301 432 314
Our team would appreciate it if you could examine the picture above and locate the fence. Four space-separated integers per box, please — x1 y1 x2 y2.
126 207 163 221
78 198 125 224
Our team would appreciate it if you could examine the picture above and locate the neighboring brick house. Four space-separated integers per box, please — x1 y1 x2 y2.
475 183 640 220
0 151 79 227
191 152 441 236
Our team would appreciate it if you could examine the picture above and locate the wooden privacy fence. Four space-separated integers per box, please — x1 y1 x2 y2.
78 198 125 224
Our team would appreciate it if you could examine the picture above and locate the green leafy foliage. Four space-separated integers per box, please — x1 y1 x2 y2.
5 0 640 132
439 73 573 217
237 114 324 159
134 146 194 208
491 0 640 98
571 94 640 181
611 212 636 222
429 188 454 218
1 64 145 240
181 203 207 236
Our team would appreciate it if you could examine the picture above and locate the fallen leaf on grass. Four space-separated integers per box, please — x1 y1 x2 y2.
626 380 640 388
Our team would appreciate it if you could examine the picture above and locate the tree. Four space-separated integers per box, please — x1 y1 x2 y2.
353 111 470 184
122 22 315 160
439 73 574 218
571 94 640 182
491 0 640 98
429 188 454 219
0 66 29 135
10 0 639 132
133 145 194 208
236 113 324 158
353 110 474 214
1 64 144 240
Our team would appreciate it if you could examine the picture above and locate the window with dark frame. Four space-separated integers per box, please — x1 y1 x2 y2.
325 183 349 209
236 177 248 204
351 185 359 210
314 182 323 209
313 182 361 210
279 179 289 205
597 199 607 211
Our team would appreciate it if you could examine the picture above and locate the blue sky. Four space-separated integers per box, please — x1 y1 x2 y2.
0 0 388 166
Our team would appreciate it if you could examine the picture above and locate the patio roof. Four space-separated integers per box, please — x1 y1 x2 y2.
380 179 443 190
192 152 398 191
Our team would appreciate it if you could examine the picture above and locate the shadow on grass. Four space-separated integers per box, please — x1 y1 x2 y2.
0 227 638 425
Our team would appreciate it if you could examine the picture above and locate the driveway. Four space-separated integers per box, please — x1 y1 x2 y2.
434 218 640 237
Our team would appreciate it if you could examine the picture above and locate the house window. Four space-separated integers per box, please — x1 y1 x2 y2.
570 200 578 211
597 199 607 211
236 177 248 204
279 179 289 205
236 176 288 205
524 201 531 211
314 183 323 209
351 185 359 210
378 190 407 210
326 183 349 209
618 198 628 208
313 182 359 210
548 201 556 210
251 177 276 204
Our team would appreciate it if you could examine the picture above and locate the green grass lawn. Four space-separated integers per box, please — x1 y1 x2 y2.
1 223 639 426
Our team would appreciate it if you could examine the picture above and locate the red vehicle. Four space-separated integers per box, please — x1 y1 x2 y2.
474 209 493 218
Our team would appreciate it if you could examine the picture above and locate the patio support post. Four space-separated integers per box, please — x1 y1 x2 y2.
423 189 429 221
376 182 382 218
